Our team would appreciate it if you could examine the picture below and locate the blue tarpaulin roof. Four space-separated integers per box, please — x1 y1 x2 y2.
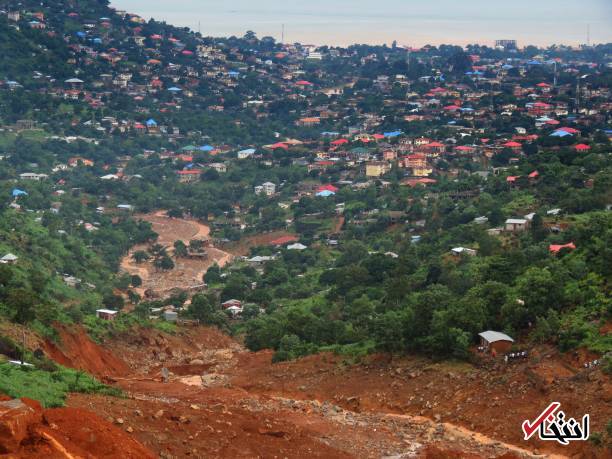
550 130 572 137
12 188 27 197
199 145 214 152
384 131 402 138
316 190 335 197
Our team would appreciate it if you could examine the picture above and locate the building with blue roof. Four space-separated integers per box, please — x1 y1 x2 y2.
316 190 335 198
12 189 27 198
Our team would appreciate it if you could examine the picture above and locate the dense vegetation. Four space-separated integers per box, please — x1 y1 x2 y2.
0 0 608 372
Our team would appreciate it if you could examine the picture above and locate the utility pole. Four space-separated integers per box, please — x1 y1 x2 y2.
575 76 580 113
21 329 26 365
281 24 285 44
587 24 590 47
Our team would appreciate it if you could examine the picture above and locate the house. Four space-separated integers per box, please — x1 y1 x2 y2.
177 170 201 184
255 182 276 196
208 163 227 173
19 173 48 181
117 204 134 212
549 242 576 254
296 117 320 127
247 255 276 266
222 299 242 309
365 161 390 177
505 218 529 233
287 243 307 250
99 174 119 181
0 253 18 264
478 330 514 354
96 309 118 321
237 148 256 159
226 305 243 318
164 310 178 322
451 247 477 256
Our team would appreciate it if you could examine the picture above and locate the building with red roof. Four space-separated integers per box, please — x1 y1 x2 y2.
549 242 576 254
270 235 299 246
402 177 437 187
317 184 339 193
266 142 289 150
574 143 591 152
557 127 580 134
177 170 202 184
455 145 475 153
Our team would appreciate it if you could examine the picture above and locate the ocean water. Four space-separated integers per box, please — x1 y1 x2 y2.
114 0 612 47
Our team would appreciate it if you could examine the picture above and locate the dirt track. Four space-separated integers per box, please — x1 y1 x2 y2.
120 212 233 297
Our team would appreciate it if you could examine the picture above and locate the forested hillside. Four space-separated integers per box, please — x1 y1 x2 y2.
0 0 609 365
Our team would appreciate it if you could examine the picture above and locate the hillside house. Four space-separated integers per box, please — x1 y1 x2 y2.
255 182 276 196
177 170 201 184
478 330 514 354
365 161 390 177
222 299 242 309
96 309 118 321
0 253 18 264
505 218 529 233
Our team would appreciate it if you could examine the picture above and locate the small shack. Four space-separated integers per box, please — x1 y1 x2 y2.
96 309 118 321
478 330 514 354
163 310 178 322
0 253 18 264
505 218 528 233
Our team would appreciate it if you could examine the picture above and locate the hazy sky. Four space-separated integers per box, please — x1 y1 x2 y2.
113 0 612 47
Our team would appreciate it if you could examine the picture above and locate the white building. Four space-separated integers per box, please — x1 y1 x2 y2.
19 173 48 181
255 182 276 196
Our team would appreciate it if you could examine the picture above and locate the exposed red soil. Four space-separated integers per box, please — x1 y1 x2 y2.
12 315 610 457
120 212 232 298
229 349 611 458
42 324 130 378
59 325 610 458
0 397 155 458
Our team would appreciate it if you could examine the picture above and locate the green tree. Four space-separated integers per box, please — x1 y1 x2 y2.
132 250 149 263
173 240 188 258
6 288 37 324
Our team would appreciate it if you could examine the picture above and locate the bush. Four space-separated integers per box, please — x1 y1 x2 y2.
0 363 121 408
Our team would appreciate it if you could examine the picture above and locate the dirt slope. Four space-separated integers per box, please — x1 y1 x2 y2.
61 325 610 458
0 397 155 458
42 324 130 378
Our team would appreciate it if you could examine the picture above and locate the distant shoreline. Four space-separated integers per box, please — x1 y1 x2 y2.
112 0 612 48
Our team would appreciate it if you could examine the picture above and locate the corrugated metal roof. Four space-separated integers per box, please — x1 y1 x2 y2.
478 331 514 343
